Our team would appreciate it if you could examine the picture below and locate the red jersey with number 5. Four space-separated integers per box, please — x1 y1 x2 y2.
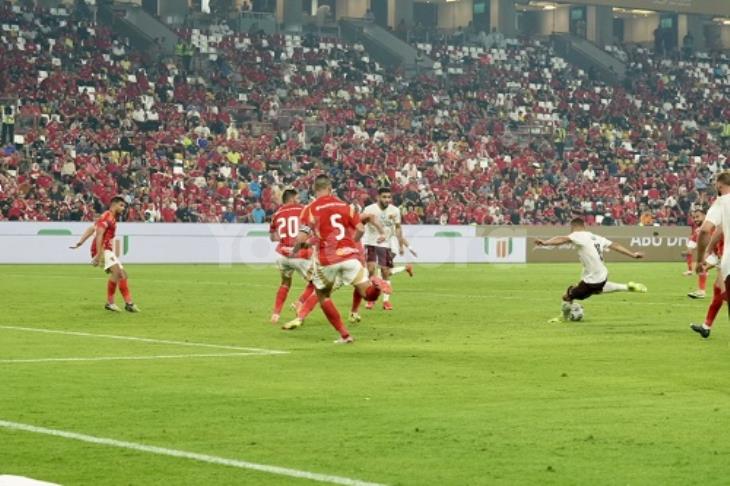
270 203 311 258
91 210 117 257
300 195 361 265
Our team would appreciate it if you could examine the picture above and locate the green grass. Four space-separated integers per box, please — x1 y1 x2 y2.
1 263 730 485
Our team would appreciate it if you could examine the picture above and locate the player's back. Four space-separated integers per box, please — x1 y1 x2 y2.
302 195 361 266
271 203 306 256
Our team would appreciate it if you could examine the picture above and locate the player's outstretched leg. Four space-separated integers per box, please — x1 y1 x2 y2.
390 264 414 277
602 282 647 293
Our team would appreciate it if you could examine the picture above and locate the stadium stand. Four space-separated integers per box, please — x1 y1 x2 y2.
0 3 728 225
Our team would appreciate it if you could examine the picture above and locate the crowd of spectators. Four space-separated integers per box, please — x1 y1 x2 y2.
0 3 728 225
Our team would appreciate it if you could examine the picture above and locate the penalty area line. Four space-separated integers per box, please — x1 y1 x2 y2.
0 420 387 486
0 352 276 364
0 326 288 355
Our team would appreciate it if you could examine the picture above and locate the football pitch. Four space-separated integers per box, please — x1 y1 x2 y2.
2 262 730 485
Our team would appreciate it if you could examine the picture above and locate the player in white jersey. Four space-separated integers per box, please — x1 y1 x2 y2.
535 217 647 321
362 187 413 310
694 171 730 337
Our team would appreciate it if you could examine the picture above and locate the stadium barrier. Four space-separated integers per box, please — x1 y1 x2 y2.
0 222 524 264
0 223 691 264
481 226 692 263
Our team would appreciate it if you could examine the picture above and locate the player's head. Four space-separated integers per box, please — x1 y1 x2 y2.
313 175 332 197
282 188 298 204
377 187 392 209
110 196 126 216
692 207 706 226
716 172 730 195
569 217 585 231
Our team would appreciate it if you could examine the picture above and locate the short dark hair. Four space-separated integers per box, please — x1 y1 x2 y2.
314 175 331 192
717 172 730 187
693 207 707 215
570 217 585 227
282 188 297 203
378 187 392 195
110 196 126 205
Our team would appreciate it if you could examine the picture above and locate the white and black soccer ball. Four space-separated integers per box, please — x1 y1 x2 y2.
569 303 584 322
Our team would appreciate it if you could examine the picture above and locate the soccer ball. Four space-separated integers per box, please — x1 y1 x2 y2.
568 303 584 322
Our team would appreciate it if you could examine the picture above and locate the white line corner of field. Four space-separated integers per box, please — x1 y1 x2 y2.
0 420 386 486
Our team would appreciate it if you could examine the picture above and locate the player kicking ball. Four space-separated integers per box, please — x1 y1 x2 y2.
535 217 646 322
71 196 140 313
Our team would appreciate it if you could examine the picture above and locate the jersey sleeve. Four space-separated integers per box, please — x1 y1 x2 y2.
567 232 580 246
394 208 402 225
706 203 722 227
95 214 110 229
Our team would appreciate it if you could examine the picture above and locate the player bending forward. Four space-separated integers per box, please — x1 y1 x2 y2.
269 188 314 324
690 228 724 338
362 187 413 311
535 217 646 321
292 175 390 344
70 196 140 312
693 172 730 338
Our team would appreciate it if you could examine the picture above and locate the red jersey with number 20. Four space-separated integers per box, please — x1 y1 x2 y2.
270 203 311 259
91 210 117 257
300 195 362 266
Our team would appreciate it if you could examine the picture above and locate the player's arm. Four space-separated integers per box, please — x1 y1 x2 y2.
91 225 105 266
534 235 572 247
696 219 717 273
395 222 408 255
360 211 386 243
708 228 723 256
609 242 644 259
70 225 95 249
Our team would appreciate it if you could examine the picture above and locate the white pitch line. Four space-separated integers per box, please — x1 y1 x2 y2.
0 352 273 364
0 326 288 355
0 420 386 486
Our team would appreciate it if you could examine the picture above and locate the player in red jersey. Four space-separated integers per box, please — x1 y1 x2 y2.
282 210 384 330
686 208 709 298
290 175 390 343
88 196 139 312
691 229 725 338
268 188 314 324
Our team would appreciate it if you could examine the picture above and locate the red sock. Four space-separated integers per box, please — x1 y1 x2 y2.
107 280 117 304
118 278 132 304
273 285 289 315
320 298 350 339
705 285 724 327
297 283 315 304
351 288 362 313
687 253 693 271
364 285 380 302
699 273 708 291
299 292 319 319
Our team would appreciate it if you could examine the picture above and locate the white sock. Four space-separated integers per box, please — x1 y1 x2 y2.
603 282 628 293
391 266 406 276
383 281 391 302
703 323 711 330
